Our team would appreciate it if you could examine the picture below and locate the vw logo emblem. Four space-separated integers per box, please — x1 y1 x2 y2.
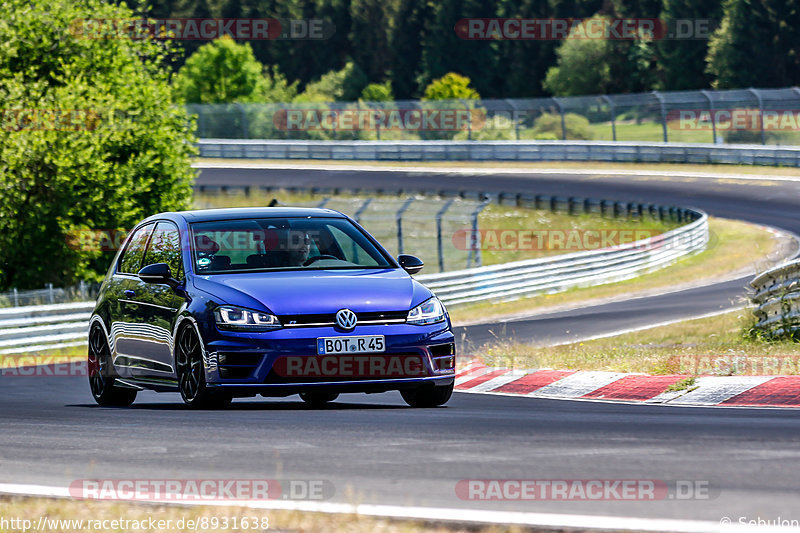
335 309 357 330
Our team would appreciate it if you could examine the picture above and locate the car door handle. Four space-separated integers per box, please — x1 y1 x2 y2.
124 290 136 298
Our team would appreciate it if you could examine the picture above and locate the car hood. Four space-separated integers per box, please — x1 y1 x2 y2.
191 268 432 315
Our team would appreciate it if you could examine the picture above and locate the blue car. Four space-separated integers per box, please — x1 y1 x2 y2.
88 207 456 408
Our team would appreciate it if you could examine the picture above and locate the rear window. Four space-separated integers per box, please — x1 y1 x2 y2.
190 217 393 274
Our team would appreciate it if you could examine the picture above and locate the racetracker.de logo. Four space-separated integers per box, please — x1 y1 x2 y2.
0 359 87 377
69 479 334 501
451 229 670 252
669 109 800 131
456 479 712 501
1 109 102 132
455 18 713 40
69 18 333 40
273 108 487 132
273 354 426 378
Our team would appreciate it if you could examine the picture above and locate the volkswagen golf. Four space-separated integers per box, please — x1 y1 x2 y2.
88 207 456 409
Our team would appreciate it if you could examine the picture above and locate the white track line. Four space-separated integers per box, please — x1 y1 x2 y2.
0 482 793 533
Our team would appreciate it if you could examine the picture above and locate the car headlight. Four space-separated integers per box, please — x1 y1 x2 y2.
407 297 446 325
214 306 281 331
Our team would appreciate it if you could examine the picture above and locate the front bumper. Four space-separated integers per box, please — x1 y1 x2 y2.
199 322 456 396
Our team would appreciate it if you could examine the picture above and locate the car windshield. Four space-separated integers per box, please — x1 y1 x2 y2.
190 217 394 274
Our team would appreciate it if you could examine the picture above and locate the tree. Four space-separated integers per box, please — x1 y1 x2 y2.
294 61 368 102
606 29 658 94
422 73 481 100
492 0 561 98
418 0 500 98
706 0 800 88
348 0 396 83
174 36 296 103
543 28 612 95
388 0 431 99
656 0 722 90
361 81 395 101
0 0 196 289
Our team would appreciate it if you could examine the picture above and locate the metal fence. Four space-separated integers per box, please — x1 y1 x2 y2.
189 87 800 146
195 187 692 275
195 191 491 274
750 259 800 338
0 282 99 308
197 139 800 166
419 208 707 306
0 301 94 354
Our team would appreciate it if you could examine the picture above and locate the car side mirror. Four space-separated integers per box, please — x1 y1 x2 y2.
397 254 424 275
138 263 178 288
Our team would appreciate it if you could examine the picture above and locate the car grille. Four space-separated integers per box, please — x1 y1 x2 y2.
278 311 408 328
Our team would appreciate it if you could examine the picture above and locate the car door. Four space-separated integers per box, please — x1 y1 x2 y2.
116 221 183 381
111 222 155 380
119 221 185 382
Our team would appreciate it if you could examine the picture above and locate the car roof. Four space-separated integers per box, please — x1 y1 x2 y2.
147 207 348 224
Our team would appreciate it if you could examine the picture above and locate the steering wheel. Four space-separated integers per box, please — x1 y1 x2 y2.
303 255 339 266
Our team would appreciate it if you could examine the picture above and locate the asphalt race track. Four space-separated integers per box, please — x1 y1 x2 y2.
3 166 800 528
456 277 751 348
3 373 800 523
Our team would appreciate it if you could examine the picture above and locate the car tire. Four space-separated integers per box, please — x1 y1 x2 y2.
299 392 339 407
176 323 232 409
400 383 453 407
88 325 137 407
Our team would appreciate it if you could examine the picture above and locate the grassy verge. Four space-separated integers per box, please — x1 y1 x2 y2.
585 120 716 143
450 216 786 325
0 496 524 533
196 157 800 177
473 309 800 376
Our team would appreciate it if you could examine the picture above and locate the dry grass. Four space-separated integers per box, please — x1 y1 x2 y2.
470 310 800 376
0 496 528 533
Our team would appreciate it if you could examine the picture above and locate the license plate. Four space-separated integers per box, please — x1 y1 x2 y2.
317 335 385 355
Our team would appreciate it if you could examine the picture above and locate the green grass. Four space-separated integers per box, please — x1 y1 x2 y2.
476 203 676 264
585 119 717 143
471 309 800 376
666 377 697 393
450 216 783 325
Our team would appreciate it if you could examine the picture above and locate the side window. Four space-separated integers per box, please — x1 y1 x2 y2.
143 222 183 280
118 224 154 274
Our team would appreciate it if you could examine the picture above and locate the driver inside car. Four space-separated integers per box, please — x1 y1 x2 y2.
274 228 311 266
